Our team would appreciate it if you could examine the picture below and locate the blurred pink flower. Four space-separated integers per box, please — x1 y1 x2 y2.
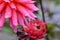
24 20 46 39
0 0 39 32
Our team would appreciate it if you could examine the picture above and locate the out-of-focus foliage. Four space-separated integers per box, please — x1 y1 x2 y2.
47 23 56 30
3 22 14 34
47 23 55 38
55 0 60 5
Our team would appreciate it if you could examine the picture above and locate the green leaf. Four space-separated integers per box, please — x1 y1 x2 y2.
47 23 56 38
54 0 60 5
3 22 15 34
47 23 56 30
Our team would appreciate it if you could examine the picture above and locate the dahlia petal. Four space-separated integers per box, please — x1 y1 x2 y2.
5 6 11 18
10 2 16 9
17 5 34 19
15 0 32 3
17 5 29 16
0 3 5 12
18 14 25 26
12 10 18 26
0 14 5 30
27 14 34 19
25 4 39 11
26 9 37 18
4 0 10 2
22 1 35 4
23 17 28 25
9 19 17 32
0 0 3 4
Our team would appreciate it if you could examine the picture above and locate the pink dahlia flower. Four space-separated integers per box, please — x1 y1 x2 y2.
24 20 46 39
0 0 39 32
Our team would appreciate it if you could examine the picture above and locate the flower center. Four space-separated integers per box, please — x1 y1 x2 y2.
34 23 40 29
36 25 40 29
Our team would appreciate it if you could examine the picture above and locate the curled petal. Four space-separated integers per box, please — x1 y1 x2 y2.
0 13 5 30
4 0 10 2
15 0 33 3
17 5 35 19
24 4 39 11
9 18 17 32
18 13 25 26
5 6 12 18
17 5 30 16
0 3 5 13
12 10 18 26
26 8 37 18
10 2 16 9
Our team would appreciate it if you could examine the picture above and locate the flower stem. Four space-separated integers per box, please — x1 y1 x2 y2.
39 0 49 40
